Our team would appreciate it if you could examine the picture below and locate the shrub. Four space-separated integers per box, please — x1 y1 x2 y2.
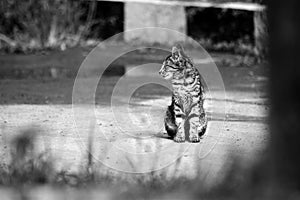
0 0 95 51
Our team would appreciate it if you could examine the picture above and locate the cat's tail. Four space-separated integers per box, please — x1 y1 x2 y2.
165 105 177 138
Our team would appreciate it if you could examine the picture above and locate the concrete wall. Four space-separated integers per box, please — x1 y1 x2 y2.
124 3 187 45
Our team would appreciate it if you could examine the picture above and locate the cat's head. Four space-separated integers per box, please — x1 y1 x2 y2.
159 45 192 80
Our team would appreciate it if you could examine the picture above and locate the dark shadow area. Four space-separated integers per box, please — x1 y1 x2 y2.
186 7 254 44
86 1 124 40
154 133 173 140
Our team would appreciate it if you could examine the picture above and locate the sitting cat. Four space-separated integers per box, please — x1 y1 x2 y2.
159 45 207 142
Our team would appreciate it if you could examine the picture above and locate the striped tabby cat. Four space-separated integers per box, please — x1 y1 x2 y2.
159 45 207 142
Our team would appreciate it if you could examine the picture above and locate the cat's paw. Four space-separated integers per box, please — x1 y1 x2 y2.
174 135 185 143
189 135 200 143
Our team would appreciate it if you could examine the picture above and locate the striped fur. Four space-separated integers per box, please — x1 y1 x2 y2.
159 45 207 142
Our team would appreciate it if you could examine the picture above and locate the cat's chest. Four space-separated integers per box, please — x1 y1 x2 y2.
173 83 198 98
173 89 194 112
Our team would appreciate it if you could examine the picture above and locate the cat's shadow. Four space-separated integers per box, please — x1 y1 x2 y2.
155 132 173 140
155 129 204 141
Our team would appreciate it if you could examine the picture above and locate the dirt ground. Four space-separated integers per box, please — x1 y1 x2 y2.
0 45 269 186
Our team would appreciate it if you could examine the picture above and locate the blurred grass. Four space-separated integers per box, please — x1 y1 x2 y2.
0 126 274 200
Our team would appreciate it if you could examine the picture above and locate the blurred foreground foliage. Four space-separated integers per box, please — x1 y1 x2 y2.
0 127 287 200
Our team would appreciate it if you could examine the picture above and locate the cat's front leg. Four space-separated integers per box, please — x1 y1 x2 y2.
189 106 201 143
173 105 185 143
189 119 200 143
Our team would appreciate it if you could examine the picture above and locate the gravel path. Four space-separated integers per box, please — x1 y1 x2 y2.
0 47 269 186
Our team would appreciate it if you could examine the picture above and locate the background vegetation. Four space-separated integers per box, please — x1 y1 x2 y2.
0 0 96 51
0 0 257 54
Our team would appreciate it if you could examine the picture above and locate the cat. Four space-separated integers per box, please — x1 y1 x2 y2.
159 45 207 142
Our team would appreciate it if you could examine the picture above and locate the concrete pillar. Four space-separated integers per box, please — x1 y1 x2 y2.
124 3 187 45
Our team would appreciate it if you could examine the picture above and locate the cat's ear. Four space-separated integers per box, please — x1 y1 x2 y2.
172 45 184 59
177 44 188 57
171 46 180 58
172 44 186 58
